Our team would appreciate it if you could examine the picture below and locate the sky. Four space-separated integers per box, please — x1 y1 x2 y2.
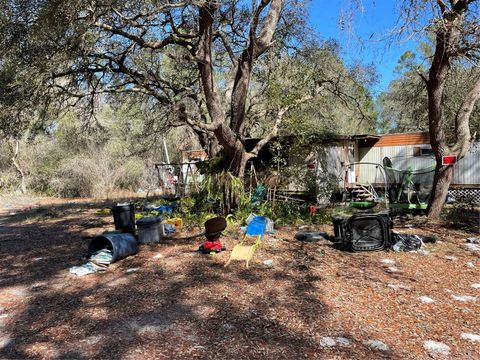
308 0 418 95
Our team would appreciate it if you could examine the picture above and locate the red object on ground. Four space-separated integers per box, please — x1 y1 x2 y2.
202 240 223 252
309 205 316 215
442 155 457 165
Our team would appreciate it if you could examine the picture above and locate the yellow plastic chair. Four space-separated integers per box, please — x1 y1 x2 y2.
225 216 267 268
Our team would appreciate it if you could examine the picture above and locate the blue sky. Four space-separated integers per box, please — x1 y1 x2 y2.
308 0 418 95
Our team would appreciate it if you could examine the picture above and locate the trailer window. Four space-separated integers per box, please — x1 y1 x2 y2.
413 147 434 156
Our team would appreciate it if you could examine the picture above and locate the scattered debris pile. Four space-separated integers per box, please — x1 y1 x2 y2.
70 231 138 277
329 212 438 252
246 213 274 234
295 231 328 242
69 248 113 276
391 233 436 252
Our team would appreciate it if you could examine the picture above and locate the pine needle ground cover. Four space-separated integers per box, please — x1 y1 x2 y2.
0 197 478 359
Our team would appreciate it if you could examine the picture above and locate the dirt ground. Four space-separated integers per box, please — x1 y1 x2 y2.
0 196 479 359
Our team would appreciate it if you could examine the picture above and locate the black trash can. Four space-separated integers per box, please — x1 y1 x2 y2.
136 216 164 244
112 203 135 234
87 232 138 262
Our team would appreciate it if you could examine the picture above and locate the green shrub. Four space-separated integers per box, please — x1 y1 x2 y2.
442 202 479 227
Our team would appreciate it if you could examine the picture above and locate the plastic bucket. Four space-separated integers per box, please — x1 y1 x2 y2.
87 232 138 262
136 216 164 244
112 203 135 234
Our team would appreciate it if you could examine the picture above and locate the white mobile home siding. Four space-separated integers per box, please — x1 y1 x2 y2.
357 145 435 185
357 141 480 187
452 141 480 186
324 145 348 186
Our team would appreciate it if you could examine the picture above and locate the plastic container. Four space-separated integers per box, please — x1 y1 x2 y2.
165 217 183 227
332 212 392 252
144 204 177 214
112 203 135 234
347 213 392 252
87 232 138 262
136 216 164 244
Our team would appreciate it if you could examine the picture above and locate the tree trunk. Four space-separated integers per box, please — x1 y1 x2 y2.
423 1 479 220
9 140 27 194
210 121 248 178
427 160 454 219
229 148 248 179
219 138 248 179
425 22 450 219
193 127 220 158
195 0 285 183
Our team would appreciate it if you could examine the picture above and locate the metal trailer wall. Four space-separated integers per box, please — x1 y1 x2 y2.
316 145 347 203
320 145 347 187
357 141 480 187
282 145 347 194
452 142 480 186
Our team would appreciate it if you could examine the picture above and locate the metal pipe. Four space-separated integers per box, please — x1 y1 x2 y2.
162 136 170 164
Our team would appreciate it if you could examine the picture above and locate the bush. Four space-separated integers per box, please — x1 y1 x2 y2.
49 155 98 197
26 140 64 195
442 202 479 228
0 169 20 193
112 158 146 191
0 108 163 197
48 151 147 198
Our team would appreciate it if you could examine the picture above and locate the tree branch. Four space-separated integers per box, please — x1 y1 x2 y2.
451 74 480 156
248 94 315 158
93 22 192 49
196 3 225 128
184 116 216 132
230 0 285 134
215 30 238 67
254 0 284 56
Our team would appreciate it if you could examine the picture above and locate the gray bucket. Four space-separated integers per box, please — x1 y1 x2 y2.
136 216 164 244
88 232 138 262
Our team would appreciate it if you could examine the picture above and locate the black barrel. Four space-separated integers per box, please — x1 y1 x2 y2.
136 216 164 244
112 203 135 234
87 232 138 262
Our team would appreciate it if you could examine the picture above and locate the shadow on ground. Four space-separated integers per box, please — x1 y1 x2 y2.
0 202 400 359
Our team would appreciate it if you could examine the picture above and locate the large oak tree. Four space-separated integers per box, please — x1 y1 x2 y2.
47 0 305 179
416 0 480 218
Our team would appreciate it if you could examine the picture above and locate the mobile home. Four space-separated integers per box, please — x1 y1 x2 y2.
323 132 480 203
